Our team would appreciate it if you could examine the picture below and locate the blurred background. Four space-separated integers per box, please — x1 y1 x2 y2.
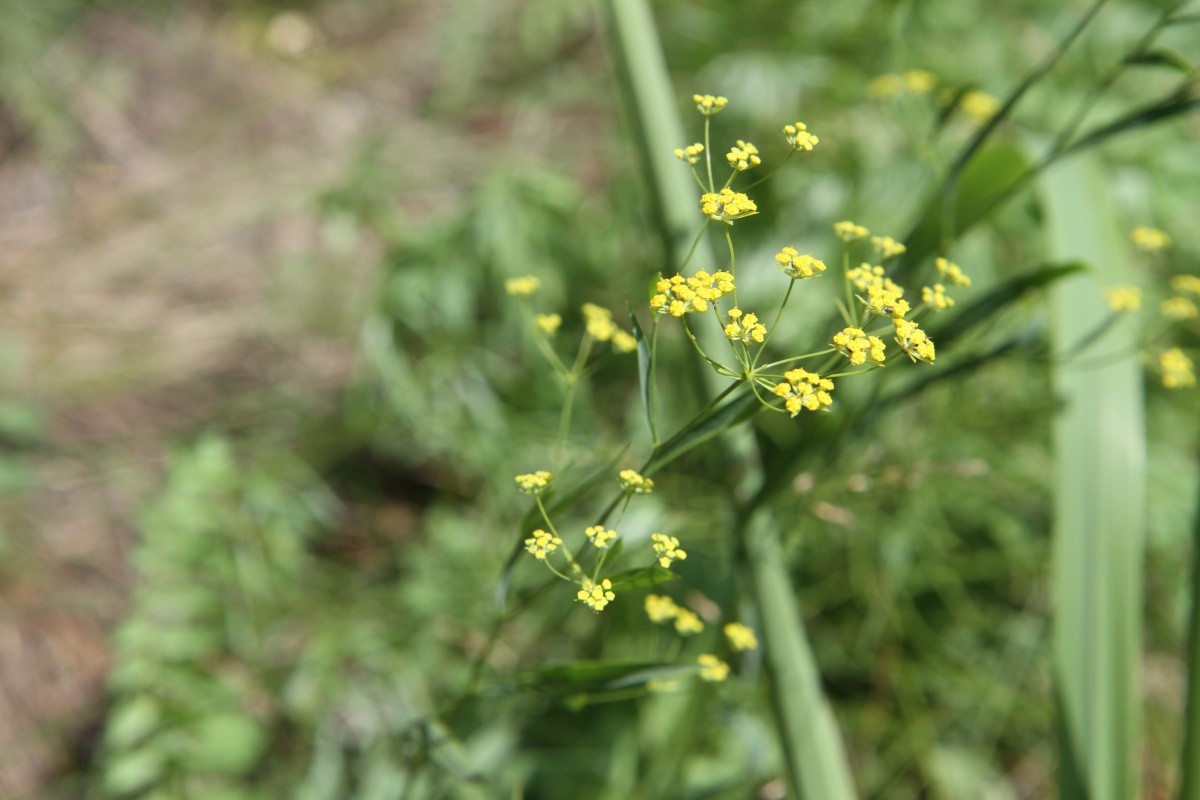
0 0 1197 798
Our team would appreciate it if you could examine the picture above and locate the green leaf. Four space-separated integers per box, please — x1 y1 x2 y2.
644 388 758 476
106 695 163 750
511 659 675 690
1041 154 1144 800
178 714 266 776
747 509 857 800
902 144 1032 271
629 306 657 443
1123 49 1195 74
931 262 1086 347
1062 90 1200 158
103 747 167 796
606 565 681 590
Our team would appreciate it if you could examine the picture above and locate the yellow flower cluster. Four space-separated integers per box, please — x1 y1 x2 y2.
935 257 972 287
1161 297 1198 321
650 269 735 317
697 654 730 682
832 326 886 366
1104 286 1141 313
774 247 827 279
782 121 819 151
585 524 618 549
618 469 654 494
864 284 912 318
1161 348 1195 389
578 578 616 611
724 622 758 651
868 70 938 98
1132 226 1171 252
834 220 869 242
774 369 834 416
894 318 936 363
650 533 687 568
643 594 704 634
535 313 562 334
871 235 907 259
922 283 954 311
524 530 562 560
1171 275 1200 296
515 471 554 495
700 188 758 222
694 94 728 115
724 308 766 344
581 303 637 352
505 275 541 296
960 90 1001 124
674 142 704 164
726 140 761 170
847 263 895 293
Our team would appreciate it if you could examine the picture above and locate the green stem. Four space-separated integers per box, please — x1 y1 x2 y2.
754 278 797 370
742 149 795 190
1180 450 1200 798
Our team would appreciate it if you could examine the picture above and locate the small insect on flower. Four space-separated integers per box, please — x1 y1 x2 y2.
862 285 911 319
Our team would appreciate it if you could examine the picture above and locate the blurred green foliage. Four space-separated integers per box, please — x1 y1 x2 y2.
1 0 1191 797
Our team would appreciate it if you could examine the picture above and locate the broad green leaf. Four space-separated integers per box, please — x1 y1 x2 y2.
1041 154 1144 800
901 144 1032 272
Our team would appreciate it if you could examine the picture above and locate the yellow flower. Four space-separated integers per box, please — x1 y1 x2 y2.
904 70 937 93
1131 226 1171 252
961 90 1001 124
505 275 541 296
834 220 869 242
645 594 679 623
935 257 972 287
773 369 834 416
1170 275 1200 296
1160 297 1198 321
922 283 954 311
581 303 617 341
1160 348 1195 389
724 622 758 651
847 263 886 291
674 609 704 635
832 326 886 366
585 524 618 549
515 471 554 495
782 122 818 151
693 94 729 115
868 73 904 98
700 189 758 223
524 530 562 560
863 284 911 319
651 533 687 568
871 235 907 259
894 318 936 363
651 269 735 317
577 578 616 611
697 654 729 682
618 469 654 495
611 329 637 354
1104 287 1141 313
774 247 826 279
535 313 562 334
723 309 767 344
674 143 704 164
726 140 761 170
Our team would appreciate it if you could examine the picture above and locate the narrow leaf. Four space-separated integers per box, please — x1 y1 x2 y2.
1041 154 1145 800
1124 49 1196 74
629 307 657 443
644 389 759 476
748 509 857 800
606 565 681 590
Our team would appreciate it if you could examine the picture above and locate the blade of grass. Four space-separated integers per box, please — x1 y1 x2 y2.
1181 455 1200 798
747 508 857 800
1040 154 1145 800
